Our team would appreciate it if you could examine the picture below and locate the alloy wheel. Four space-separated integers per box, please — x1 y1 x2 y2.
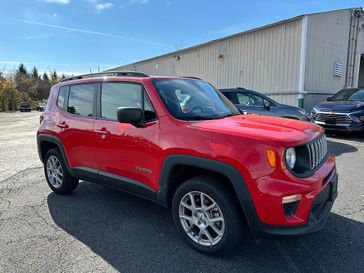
46 155 63 188
179 191 225 246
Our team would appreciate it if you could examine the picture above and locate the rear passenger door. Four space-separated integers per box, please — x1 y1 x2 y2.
55 83 98 177
93 82 160 191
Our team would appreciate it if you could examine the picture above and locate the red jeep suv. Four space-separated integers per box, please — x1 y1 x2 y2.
37 72 338 254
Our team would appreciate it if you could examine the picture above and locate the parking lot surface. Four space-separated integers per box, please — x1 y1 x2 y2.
0 112 363 273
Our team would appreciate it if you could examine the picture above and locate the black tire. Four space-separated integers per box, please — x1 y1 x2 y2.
44 149 79 194
172 176 244 255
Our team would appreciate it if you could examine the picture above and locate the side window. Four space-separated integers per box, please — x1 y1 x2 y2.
101 82 142 121
144 93 157 122
223 92 239 104
57 86 67 108
236 93 251 105
67 84 96 117
249 94 264 106
237 92 264 106
101 82 157 122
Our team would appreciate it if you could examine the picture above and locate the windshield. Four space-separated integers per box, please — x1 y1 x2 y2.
332 89 364 102
153 79 240 120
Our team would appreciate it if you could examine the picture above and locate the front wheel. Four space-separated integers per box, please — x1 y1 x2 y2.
172 176 244 255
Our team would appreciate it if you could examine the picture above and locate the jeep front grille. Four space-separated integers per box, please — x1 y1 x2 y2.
307 135 328 170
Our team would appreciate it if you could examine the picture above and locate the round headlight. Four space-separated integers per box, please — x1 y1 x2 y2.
285 147 296 169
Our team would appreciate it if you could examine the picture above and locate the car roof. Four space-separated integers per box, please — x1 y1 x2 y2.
220 87 263 95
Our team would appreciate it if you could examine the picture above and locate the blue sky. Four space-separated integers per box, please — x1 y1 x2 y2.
0 0 363 75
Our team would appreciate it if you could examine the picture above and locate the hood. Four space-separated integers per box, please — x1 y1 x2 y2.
188 114 323 147
314 101 364 112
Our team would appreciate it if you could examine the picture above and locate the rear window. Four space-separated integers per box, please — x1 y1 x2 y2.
67 84 96 117
57 87 67 108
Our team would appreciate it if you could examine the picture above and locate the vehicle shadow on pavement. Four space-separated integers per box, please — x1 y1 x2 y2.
47 182 364 273
327 131 364 144
327 140 358 156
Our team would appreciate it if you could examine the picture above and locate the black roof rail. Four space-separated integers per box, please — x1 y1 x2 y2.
181 76 202 80
61 71 149 82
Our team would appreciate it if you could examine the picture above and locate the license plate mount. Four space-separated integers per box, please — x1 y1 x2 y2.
325 119 336 125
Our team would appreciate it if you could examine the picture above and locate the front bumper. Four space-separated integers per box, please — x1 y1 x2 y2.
253 172 338 238
242 155 338 238
311 111 364 131
314 121 364 132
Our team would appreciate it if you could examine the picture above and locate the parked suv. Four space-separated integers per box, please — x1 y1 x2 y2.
220 88 310 121
20 101 31 112
310 88 364 131
37 72 338 254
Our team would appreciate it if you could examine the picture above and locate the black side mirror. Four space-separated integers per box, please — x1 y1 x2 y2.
117 108 143 125
327 96 333 101
263 101 271 110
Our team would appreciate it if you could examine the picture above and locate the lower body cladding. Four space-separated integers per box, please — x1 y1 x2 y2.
245 161 338 238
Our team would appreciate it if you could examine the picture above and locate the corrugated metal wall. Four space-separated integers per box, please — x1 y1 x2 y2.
117 19 303 106
304 10 351 93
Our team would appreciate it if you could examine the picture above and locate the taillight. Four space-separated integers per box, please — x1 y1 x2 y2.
40 115 44 124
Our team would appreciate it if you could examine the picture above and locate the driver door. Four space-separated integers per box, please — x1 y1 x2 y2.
93 82 160 190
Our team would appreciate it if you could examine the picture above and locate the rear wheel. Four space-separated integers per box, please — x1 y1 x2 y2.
44 149 78 194
172 176 244 255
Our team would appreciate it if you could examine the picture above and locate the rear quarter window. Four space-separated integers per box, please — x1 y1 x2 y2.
57 86 67 108
67 84 97 117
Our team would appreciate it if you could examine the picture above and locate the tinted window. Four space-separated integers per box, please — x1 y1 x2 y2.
67 84 96 117
332 89 364 102
101 82 153 121
57 86 67 108
237 92 264 106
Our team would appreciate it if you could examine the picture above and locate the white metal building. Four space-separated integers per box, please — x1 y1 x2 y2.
110 8 364 110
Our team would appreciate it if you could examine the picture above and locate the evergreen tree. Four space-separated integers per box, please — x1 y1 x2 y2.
14 63 31 94
50 70 58 84
18 63 27 75
42 72 49 82
31 67 39 80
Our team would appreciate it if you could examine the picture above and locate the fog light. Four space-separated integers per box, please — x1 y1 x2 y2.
283 201 300 216
282 194 302 204
282 194 302 216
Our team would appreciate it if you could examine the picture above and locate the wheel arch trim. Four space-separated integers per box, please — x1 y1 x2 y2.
157 154 259 227
37 134 75 176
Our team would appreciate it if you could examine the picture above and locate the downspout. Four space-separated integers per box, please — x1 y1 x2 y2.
298 16 308 108
345 8 364 88
345 11 354 88
351 9 364 87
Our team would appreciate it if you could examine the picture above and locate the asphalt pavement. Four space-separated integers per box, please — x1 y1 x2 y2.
0 111 363 273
